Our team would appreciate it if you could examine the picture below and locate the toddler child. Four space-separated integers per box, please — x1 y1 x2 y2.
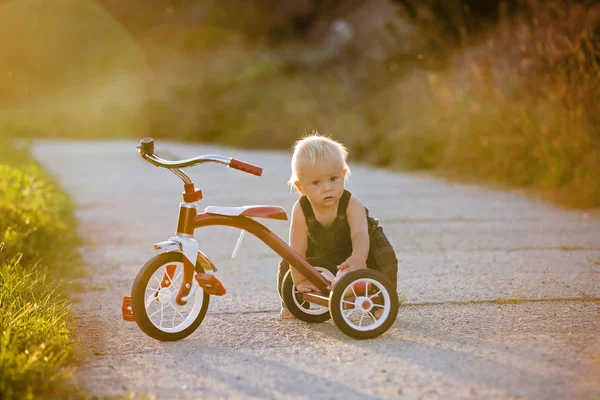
277 132 398 318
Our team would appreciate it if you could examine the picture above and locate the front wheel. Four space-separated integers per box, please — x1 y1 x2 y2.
131 252 210 341
329 269 398 339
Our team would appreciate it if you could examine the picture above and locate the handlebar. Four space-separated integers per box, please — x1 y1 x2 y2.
137 138 263 180
229 158 263 176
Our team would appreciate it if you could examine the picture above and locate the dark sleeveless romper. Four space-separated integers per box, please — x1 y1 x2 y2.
277 190 398 303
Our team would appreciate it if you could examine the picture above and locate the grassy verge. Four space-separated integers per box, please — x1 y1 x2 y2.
0 137 83 399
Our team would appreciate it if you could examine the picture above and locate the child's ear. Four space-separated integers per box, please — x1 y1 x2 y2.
294 181 305 195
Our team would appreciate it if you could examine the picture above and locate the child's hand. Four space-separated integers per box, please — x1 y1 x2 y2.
335 265 349 280
296 279 320 293
334 256 367 286
337 255 367 272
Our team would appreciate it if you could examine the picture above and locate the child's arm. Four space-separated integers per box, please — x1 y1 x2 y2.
288 200 309 284
338 194 369 271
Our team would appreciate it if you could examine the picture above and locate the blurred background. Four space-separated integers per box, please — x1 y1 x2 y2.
0 0 599 207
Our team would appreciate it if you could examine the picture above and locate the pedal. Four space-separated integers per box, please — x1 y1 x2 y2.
121 296 135 321
195 273 227 296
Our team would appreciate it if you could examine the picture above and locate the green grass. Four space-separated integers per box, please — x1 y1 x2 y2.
0 136 83 399
398 293 407 307
494 297 523 305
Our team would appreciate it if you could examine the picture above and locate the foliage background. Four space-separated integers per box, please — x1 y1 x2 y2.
1 0 598 207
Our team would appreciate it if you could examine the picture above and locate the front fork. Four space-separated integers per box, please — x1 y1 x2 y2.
170 202 201 305
167 235 200 305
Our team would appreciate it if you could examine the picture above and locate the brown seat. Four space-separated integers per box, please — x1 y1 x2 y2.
204 205 288 220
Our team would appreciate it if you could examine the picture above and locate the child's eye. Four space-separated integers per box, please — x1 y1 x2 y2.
312 180 319 186
330 176 337 182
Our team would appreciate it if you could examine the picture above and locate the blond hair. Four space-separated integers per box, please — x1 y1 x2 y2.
287 131 351 191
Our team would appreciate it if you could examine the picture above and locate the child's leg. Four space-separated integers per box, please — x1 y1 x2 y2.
367 228 398 291
276 259 296 319
367 228 399 318
276 259 289 305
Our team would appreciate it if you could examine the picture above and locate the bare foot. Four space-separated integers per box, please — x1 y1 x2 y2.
279 307 295 319
296 280 320 293
373 308 384 319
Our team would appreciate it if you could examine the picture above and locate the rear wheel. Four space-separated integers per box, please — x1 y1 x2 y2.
131 252 210 341
281 258 336 323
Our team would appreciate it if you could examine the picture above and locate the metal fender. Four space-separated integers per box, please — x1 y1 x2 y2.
153 240 181 253
197 250 217 272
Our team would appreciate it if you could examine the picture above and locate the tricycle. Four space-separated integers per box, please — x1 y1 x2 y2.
122 138 398 340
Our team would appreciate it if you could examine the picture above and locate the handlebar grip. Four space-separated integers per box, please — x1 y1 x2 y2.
139 137 155 154
229 158 263 176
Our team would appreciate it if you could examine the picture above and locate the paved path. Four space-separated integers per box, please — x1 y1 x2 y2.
33 139 600 399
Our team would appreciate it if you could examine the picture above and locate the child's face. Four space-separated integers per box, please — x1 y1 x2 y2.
295 157 346 210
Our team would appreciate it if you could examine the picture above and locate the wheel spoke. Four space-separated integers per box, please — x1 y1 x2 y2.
148 306 163 319
372 303 384 308
171 269 183 291
169 303 187 320
145 286 159 293
152 275 162 287
343 307 357 318
359 312 365 327
368 311 376 321
369 290 382 299
145 294 157 308
159 305 164 327
342 300 356 310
